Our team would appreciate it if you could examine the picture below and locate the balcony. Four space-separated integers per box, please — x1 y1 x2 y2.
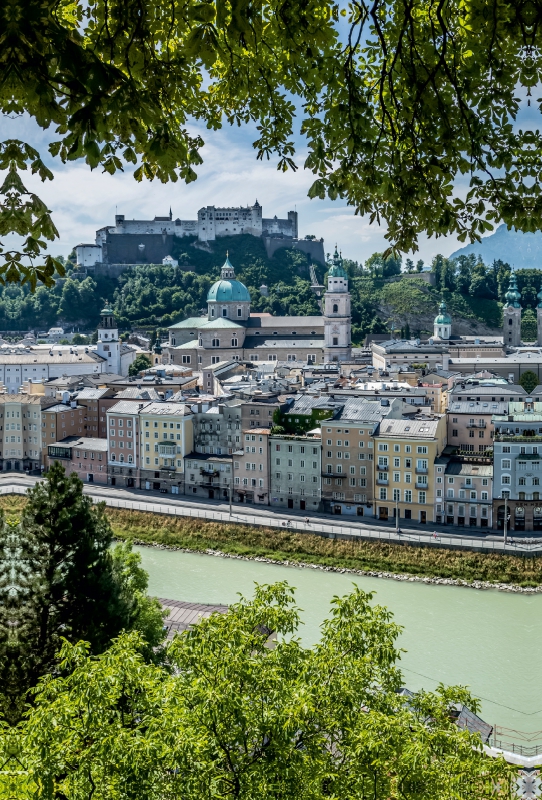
376 462 389 470
415 481 429 489
158 441 176 456
415 467 428 474
467 422 486 429
376 478 389 485
200 468 219 478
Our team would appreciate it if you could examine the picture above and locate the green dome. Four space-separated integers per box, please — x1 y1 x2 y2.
434 300 451 325
101 305 114 315
207 279 251 303
505 273 521 308
537 284 542 308
207 256 251 303
328 246 347 278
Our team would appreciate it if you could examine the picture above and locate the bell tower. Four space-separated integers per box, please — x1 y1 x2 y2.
323 247 352 362
503 274 522 348
96 304 121 374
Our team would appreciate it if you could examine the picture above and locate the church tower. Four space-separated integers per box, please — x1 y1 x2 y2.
433 299 452 340
96 304 121 374
503 273 522 348
323 247 351 362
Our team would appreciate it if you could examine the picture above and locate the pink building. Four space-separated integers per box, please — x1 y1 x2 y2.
106 400 148 488
48 436 108 484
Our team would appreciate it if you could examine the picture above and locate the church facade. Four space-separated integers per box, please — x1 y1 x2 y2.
165 251 353 368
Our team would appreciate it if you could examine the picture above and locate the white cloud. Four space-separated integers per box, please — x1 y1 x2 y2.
4 114 467 266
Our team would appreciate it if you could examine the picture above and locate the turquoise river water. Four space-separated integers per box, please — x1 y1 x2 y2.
136 546 541 733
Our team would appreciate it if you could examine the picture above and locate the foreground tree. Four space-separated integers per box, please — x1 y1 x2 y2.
1 1 542 285
12 583 512 800
0 464 165 721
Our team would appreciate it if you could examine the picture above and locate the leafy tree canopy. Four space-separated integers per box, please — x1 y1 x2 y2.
128 353 152 376
3 0 542 287
7 584 512 799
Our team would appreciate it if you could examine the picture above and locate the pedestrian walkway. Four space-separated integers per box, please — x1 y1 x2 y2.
2 475 540 554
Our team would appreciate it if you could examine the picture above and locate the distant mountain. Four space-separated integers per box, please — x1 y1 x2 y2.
449 224 542 269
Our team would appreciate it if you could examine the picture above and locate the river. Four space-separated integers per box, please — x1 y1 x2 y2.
136 546 541 733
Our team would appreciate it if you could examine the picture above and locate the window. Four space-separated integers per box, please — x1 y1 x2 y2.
378 443 388 451
394 457 400 467
418 491 426 504
502 459 511 469
502 475 511 484
452 429 458 437
332 303 338 313
404 490 412 502
393 472 400 482
393 444 400 452
379 488 387 500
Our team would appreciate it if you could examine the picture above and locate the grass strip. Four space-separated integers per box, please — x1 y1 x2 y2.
3 495 540 586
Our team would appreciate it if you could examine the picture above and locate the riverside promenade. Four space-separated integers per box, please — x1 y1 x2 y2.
2 474 542 555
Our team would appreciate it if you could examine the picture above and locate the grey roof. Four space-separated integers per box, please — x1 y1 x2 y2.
160 597 228 636
445 461 493 477
168 316 207 330
244 336 324 349
336 398 397 422
50 436 108 451
287 394 343 416
448 401 508 414
139 402 191 416
246 315 323 329
451 384 526 397
377 417 442 438
75 388 112 400
108 400 152 414
373 339 447 353
115 387 162 400
42 403 85 413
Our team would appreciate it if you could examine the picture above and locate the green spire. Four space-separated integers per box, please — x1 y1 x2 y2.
328 245 347 278
434 298 451 325
505 273 521 308
537 283 542 309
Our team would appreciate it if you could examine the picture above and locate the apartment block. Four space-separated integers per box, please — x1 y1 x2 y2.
107 400 146 488
235 428 272 504
321 398 404 516
48 436 108 484
492 400 542 531
139 402 193 493
447 400 507 453
184 453 233 500
437 457 493 528
269 432 321 511
0 394 42 471
41 399 86 467
373 415 447 524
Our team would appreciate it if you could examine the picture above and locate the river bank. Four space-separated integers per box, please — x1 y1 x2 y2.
103 505 542 589
2 494 540 589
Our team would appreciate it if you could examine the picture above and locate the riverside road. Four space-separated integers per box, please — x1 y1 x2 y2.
1 473 538 554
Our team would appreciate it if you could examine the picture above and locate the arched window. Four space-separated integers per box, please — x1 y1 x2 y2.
119 454 124 463
509 318 513 325
332 303 338 313
111 453 116 461
212 338 220 347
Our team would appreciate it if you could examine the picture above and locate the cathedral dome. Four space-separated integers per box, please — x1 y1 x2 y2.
207 256 251 303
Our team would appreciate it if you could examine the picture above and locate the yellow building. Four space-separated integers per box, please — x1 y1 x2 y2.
373 415 447 525
138 402 193 493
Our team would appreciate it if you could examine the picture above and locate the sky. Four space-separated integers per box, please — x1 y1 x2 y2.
0 113 480 267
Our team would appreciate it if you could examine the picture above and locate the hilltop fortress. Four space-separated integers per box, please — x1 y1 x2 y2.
75 201 325 273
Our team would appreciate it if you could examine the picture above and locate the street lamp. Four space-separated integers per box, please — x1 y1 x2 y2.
503 494 509 547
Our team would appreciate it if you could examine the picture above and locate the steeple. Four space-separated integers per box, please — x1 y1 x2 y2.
433 298 452 340
503 272 522 347
323 243 351 362
505 273 521 308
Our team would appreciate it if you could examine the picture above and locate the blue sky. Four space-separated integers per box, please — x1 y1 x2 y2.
2 112 475 266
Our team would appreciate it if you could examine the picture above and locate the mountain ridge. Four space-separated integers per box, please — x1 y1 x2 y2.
449 224 542 268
